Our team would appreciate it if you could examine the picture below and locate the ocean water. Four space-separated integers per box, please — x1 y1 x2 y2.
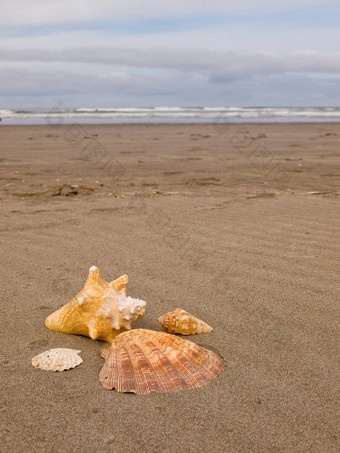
1 106 340 125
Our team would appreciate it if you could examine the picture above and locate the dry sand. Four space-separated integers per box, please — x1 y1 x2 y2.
0 122 339 452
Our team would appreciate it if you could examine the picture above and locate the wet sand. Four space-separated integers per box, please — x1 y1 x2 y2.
0 122 339 452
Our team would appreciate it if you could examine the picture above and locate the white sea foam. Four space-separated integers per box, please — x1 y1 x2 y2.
1 107 340 123
0 109 15 118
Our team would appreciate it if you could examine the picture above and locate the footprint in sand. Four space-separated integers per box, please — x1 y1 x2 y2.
27 339 49 350
105 437 116 447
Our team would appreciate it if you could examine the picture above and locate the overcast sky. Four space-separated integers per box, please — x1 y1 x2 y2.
1 0 340 108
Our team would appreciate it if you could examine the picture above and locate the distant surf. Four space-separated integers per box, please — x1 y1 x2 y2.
1 106 340 125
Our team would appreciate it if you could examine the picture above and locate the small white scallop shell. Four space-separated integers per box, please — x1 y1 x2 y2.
31 348 83 372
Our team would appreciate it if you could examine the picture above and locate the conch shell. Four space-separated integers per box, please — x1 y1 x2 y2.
32 348 83 372
157 308 212 335
45 266 146 342
99 329 223 394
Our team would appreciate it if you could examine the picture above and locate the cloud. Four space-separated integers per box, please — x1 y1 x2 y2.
208 50 340 82
1 63 339 109
1 1 337 27
0 0 339 107
1 48 340 79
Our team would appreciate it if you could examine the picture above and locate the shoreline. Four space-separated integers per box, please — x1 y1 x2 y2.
2 119 340 126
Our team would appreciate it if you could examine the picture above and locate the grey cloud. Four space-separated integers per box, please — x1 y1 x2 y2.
210 52 340 83
0 66 339 108
0 68 133 96
0 47 219 71
1 48 340 81
0 66 199 99
1 1 333 27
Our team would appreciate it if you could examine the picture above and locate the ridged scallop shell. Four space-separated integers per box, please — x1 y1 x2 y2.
99 329 223 394
32 348 83 372
157 308 213 335
45 266 146 343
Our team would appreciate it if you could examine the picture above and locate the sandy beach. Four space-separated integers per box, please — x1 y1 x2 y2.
0 122 339 452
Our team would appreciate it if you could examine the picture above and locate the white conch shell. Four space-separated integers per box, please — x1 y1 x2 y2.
31 348 83 372
45 266 146 342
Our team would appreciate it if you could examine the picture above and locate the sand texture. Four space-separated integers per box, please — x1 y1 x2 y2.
0 123 339 452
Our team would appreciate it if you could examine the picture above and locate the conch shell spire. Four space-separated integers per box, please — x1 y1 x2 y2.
85 266 104 287
45 267 146 343
110 274 128 293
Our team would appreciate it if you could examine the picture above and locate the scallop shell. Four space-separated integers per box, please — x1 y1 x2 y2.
32 348 83 372
157 308 213 335
99 329 223 394
45 266 146 343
